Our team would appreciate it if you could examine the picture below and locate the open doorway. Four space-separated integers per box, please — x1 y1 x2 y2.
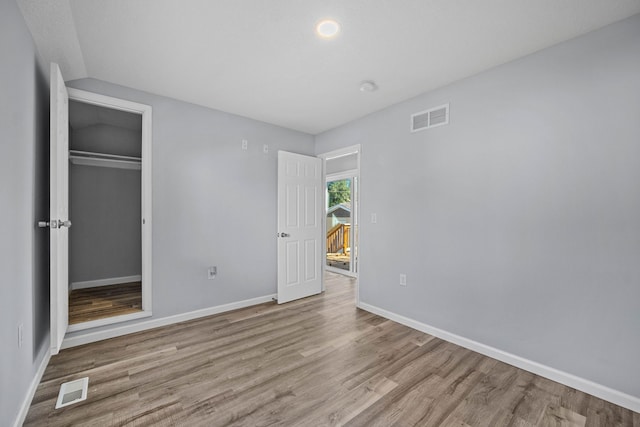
47 64 152 354
320 145 360 282
326 177 357 274
65 89 152 332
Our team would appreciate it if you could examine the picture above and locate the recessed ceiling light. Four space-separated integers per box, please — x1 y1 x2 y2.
359 81 378 92
316 19 340 38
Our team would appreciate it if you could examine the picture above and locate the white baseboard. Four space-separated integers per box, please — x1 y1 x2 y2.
62 294 277 349
70 275 142 290
358 302 640 413
13 345 51 427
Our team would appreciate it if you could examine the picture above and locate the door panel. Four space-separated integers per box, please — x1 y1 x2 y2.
50 63 70 354
304 186 318 226
304 239 317 281
277 151 322 304
286 241 299 285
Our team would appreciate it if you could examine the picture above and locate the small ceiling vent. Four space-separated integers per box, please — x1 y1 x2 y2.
411 104 449 132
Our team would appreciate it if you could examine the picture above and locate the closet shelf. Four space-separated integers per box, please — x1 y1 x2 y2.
69 150 141 170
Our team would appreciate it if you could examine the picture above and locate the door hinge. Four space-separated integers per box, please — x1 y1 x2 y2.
38 219 71 229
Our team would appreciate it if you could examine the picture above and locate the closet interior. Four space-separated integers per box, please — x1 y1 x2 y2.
67 100 143 326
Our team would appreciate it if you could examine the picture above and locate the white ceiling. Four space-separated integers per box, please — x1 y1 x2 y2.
18 0 640 135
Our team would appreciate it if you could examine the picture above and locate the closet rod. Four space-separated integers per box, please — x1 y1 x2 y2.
69 150 141 170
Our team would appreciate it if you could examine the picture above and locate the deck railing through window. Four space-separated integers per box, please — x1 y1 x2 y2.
327 223 350 254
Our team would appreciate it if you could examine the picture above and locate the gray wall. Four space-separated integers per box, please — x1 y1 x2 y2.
315 14 640 398
72 123 142 157
70 164 142 283
64 78 315 338
70 124 142 283
0 0 50 424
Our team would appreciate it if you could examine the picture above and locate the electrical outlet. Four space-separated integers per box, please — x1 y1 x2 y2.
371 213 377 224
399 274 407 286
263 144 269 154
207 266 217 279
241 139 248 150
18 323 23 348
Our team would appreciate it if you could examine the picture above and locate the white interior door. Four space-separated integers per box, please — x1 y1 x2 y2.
50 63 70 354
277 151 323 304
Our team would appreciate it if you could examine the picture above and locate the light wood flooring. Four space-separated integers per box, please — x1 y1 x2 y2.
27 273 638 426
68 282 142 325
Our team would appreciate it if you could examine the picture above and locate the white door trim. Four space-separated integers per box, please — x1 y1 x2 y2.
66 88 153 320
318 144 362 163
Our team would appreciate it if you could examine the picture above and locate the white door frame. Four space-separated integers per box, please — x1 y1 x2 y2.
318 144 361 305
65 88 153 332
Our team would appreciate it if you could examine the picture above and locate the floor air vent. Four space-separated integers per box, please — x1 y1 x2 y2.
411 104 449 132
55 377 89 409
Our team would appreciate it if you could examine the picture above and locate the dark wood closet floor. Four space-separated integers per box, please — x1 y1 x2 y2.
27 273 638 426
68 282 142 325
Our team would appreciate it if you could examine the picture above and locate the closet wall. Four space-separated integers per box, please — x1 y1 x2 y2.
69 101 142 285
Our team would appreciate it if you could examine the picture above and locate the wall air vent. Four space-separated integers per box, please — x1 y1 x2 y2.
410 104 449 132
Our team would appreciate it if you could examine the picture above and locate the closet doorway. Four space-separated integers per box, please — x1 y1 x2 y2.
65 89 152 332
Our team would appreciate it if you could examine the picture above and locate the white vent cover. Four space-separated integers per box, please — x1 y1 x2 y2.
55 377 89 409
411 104 449 132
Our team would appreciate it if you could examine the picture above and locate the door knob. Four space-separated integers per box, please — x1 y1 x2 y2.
279 232 290 238
58 220 72 228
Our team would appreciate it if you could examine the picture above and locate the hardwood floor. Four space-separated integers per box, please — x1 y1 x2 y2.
27 273 638 426
68 282 142 325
